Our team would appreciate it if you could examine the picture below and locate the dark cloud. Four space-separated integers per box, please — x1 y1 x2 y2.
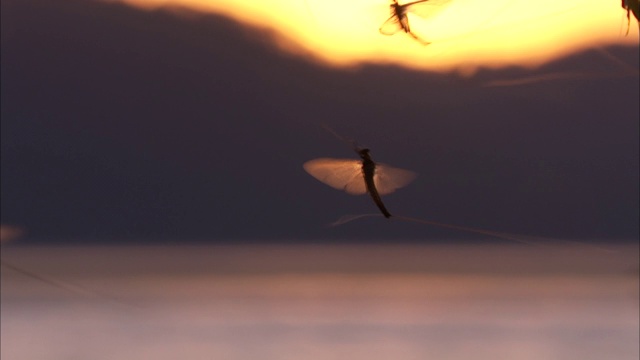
1 0 638 242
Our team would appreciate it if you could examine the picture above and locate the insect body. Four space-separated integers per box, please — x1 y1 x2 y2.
379 0 452 45
303 147 416 218
622 0 640 35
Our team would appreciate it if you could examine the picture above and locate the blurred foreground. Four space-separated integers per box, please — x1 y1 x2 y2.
2 243 638 360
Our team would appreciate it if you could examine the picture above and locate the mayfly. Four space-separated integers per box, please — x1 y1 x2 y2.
302 130 614 251
303 150 613 250
379 0 452 45
303 146 416 218
622 0 639 35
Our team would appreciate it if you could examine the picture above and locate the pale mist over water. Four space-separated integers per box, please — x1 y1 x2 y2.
2 243 638 360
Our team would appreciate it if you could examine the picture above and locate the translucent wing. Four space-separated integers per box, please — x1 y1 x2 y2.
404 0 452 19
303 158 367 195
373 164 417 195
379 15 404 35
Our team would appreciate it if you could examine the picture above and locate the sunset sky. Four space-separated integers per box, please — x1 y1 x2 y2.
115 0 638 72
1 0 638 243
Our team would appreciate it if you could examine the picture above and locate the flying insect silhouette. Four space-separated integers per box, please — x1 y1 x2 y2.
303 127 615 251
379 0 452 45
303 146 416 218
622 0 639 35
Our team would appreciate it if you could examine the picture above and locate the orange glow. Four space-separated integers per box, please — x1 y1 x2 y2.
0 225 24 243
111 0 638 73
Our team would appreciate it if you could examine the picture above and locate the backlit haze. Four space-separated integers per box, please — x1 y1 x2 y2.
2 0 638 242
1 3 638 357
114 0 638 73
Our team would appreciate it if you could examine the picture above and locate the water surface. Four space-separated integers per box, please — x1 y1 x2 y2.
2 243 638 360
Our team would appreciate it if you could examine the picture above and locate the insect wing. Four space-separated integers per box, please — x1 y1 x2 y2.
379 15 404 35
303 158 367 195
373 164 417 195
404 0 452 19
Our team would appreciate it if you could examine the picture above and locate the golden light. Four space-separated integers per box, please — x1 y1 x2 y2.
110 0 637 73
